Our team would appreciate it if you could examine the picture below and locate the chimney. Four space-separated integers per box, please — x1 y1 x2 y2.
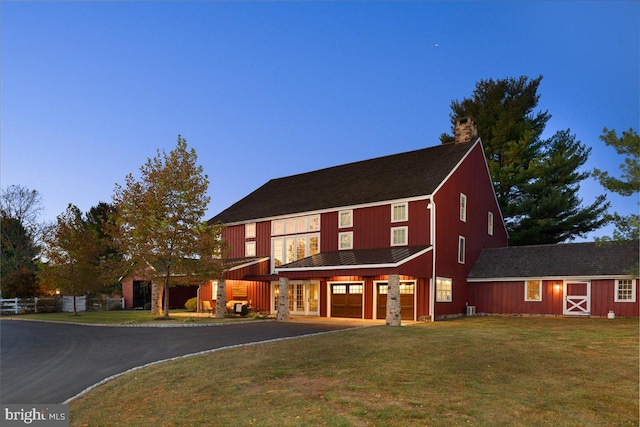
454 117 478 143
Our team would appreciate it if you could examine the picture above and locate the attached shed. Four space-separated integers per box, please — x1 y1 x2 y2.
467 241 639 317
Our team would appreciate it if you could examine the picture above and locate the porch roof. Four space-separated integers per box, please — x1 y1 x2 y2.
275 245 431 272
468 241 639 282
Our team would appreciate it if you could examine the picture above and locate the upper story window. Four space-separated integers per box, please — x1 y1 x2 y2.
458 235 466 264
271 234 320 272
391 203 408 222
391 226 408 246
245 223 256 239
339 232 353 250
272 215 320 236
525 280 542 301
615 279 636 302
488 212 494 236
245 241 256 257
460 193 467 222
339 210 353 228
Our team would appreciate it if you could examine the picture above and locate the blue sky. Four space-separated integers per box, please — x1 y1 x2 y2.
2 1 638 241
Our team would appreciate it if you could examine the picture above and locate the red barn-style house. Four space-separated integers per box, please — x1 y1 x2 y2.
199 118 510 321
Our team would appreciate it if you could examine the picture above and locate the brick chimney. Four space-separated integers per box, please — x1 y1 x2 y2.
454 117 478 143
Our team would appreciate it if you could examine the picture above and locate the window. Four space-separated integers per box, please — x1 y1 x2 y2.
458 236 466 264
339 210 353 228
349 284 363 294
245 223 256 238
271 234 320 271
332 285 347 294
392 203 408 222
525 280 542 301
391 226 408 246
488 212 494 236
211 280 218 301
339 232 353 250
272 215 321 236
245 241 256 257
460 193 467 222
436 278 452 302
615 279 636 302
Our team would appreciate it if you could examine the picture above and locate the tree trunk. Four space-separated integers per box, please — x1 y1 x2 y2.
73 295 77 316
163 271 170 318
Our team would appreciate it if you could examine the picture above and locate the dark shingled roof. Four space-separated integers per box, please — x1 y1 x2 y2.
210 142 475 224
277 245 431 270
468 241 639 280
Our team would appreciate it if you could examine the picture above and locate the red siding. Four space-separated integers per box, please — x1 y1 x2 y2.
591 279 639 317
433 142 508 317
122 279 133 308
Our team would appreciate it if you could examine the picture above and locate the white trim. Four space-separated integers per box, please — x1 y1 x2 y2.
524 280 542 302
339 209 353 228
468 275 636 283
436 277 453 303
458 235 466 264
275 246 432 273
227 257 270 272
391 226 408 246
391 202 408 223
373 279 417 321
245 223 256 238
563 280 591 316
615 279 637 303
488 211 494 236
222 195 430 227
327 280 365 319
459 193 467 222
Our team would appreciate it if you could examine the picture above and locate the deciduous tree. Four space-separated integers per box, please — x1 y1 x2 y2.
112 136 224 317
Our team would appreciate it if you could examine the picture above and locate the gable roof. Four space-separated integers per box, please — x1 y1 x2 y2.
210 141 476 224
468 241 639 281
276 245 431 272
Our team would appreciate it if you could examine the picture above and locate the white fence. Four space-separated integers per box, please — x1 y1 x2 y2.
0 296 124 314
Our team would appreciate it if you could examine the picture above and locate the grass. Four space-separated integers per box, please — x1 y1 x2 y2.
8 310 263 325
69 317 639 426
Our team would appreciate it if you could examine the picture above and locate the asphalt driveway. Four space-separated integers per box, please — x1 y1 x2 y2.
0 319 356 404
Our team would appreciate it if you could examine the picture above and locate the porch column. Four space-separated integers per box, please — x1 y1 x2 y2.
277 277 290 322
386 274 401 326
215 280 226 319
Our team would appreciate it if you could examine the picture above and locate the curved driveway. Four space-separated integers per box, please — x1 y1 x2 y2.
0 319 356 404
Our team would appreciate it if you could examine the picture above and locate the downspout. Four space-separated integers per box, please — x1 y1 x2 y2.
429 195 436 322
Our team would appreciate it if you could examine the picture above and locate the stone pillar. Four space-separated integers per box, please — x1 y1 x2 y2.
215 280 226 319
386 274 401 326
277 277 290 322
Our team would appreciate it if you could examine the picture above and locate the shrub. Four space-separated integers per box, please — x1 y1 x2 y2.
144 302 151 311
184 297 198 312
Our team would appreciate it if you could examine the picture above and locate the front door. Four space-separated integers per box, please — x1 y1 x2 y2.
563 281 591 316
273 281 319 315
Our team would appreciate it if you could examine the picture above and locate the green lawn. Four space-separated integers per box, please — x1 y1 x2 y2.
69 317 639 426
11 310 262 325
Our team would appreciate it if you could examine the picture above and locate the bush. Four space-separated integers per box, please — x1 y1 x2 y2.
184 297 198 312
144 302 151 311
36 297 62 313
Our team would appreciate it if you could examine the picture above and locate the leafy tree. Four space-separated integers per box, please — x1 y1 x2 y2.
112 136 225 317
593 128 640 242
441 75 608 244
1 185 44 297
40 204 107 315
85 202 124 294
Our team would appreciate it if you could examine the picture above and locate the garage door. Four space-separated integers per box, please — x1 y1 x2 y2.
376 282 414 320
331 284 363 318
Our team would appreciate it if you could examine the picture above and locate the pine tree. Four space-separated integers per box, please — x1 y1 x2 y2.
441 76 608 245
593 128 639 242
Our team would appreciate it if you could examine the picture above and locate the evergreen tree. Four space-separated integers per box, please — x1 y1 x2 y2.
441 76 608 244
593 128 639 242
